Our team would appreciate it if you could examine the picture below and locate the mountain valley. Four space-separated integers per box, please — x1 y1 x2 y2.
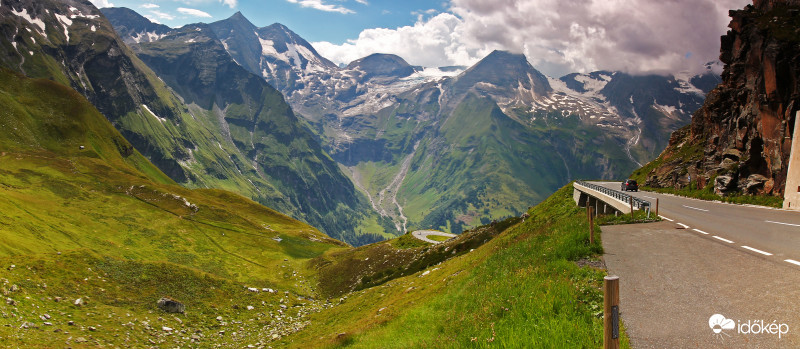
1 0 797 347
106 9 716 235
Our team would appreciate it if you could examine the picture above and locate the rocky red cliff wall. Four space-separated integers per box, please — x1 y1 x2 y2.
644 0 800 196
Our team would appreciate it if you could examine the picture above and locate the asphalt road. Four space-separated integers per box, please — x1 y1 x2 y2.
411 230 456 244
595 181 800 267
597 182 800 347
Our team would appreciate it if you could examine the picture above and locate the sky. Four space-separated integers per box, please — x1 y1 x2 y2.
89 0 752 77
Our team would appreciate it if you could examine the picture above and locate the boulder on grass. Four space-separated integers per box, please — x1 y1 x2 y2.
157 297 185 314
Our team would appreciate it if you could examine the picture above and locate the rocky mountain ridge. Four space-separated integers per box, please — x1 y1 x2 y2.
640 0 800 197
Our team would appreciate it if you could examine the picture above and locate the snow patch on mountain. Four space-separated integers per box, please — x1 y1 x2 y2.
542 76 621 123
54 13 72 42
68 7 99 20
673 71 705 95
257 35 278 56
406 67 462 80
132 31 166 43
141 105 166 124
11 8 46 37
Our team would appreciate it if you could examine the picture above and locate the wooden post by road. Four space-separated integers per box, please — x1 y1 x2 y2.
655 198 659 217
604 275 620 349
588 206 595 244
629 197 633 216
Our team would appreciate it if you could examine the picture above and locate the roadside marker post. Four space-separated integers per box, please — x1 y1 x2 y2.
655 198 659 217
629 197 633 216
604 275 620 349
588 206 595 244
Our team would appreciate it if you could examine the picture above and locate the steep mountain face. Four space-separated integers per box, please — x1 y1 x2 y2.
0 0 199 181
639 0 800 197
452 50 551 104
201 11 713 234
97 9 712 235
130 22 376 244
557 70 716 164
0 0 376 245
315 51 712 233
208 14 338 93
100 7 170 44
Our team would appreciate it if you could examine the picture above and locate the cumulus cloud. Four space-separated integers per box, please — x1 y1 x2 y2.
315 0 751 76
313 13 492 68
88 0 114 8
220 0 238 8
355 0 369 4
178 7 213 18
150 10 175 21
286 0 355 14
141 3 159 9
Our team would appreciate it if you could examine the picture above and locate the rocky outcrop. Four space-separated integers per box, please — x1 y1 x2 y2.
157 297 185 313
643 0 800 196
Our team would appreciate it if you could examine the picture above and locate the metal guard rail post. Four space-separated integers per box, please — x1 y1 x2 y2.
575 180 651 217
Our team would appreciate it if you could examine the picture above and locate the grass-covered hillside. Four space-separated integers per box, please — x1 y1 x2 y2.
2 0 379 245
0 70 348 347
0 70 621 347
281 184 622 348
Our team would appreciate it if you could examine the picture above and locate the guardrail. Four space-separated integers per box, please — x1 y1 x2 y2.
575 180 651 216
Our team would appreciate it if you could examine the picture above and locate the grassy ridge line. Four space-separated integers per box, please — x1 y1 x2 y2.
286 184 630 348
0 68 344 287
0 152 339 287
0 70 352 347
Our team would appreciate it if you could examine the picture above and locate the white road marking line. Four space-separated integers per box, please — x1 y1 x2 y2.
682 205 709 212
712 236 734 243
766 220 800 227
659 215 673 222
642 195 656 200
677 223 689 229
741 246 773 256
785 259 800 267
692 228 709 235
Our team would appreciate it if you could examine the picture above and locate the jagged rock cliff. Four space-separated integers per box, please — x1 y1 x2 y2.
641 0 800 197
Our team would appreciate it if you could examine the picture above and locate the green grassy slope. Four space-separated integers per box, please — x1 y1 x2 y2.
0 70 347 347
280 184 625 348
0 71 624 347
393 93 637 234
1 1 378 245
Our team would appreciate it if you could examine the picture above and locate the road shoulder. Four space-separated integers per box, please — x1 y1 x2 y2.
603 221 800 348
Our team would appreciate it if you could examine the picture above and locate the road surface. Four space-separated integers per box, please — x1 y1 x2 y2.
596 182 800 347
411 230 456 244
595 181 800 266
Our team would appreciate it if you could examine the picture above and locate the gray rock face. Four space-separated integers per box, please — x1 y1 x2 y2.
743 174 769 194
643 2 800 197
157 297 185 314
715 175 736 195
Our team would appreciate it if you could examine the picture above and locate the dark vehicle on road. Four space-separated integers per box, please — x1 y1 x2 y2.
621 179 638 192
